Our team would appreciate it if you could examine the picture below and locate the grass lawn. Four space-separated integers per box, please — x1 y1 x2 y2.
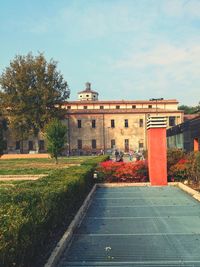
0 156 94 175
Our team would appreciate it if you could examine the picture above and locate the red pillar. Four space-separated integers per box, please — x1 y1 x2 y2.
194 138 199 151
147 117 167 186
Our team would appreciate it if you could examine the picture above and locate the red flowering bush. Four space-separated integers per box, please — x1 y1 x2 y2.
168 158 188 181
97 160 148 182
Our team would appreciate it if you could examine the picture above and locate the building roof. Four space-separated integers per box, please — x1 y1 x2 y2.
78 82 98 95
78 89 99 95
63 99 179 105
65 108 183 115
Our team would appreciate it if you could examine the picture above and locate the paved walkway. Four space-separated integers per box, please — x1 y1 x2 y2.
57 186 200 266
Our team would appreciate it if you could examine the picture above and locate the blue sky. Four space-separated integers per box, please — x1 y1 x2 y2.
0 0 200 105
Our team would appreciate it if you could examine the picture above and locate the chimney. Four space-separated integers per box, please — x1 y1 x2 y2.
85 82 91 90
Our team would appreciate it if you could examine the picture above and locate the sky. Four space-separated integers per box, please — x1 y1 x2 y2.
0 0 200 105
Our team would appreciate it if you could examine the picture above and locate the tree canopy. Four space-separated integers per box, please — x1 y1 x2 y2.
178 103 200 114
0 53 70 142
45 119 67 163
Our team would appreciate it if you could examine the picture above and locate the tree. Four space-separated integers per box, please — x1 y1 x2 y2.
0 118 7 157
45 119 67 163
178 103 200 114
0 53 70 151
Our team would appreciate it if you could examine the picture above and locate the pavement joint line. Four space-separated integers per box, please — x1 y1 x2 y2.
89 204 195 208
87 215 200 220
87 216 200 219
74 233 200 236
44 184 97 267
63 260 200 264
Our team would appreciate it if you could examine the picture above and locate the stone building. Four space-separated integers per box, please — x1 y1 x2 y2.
2 82 184 155
63 83 183 155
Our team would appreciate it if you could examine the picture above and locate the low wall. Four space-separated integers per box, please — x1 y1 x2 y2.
0 153 50 159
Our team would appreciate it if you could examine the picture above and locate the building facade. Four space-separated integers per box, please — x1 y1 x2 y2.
64 83 183 155
3 82 184 154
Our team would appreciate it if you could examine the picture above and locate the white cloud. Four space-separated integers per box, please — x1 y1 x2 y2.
163 0 200 18
114 44 200 68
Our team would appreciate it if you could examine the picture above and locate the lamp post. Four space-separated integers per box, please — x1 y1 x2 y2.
149 98 164 115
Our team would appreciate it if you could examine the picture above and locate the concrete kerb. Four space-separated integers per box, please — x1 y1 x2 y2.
44 184 97 267
44 181 200 267
176 182 200 201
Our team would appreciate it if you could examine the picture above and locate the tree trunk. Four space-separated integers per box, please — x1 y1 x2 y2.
34 135 39 153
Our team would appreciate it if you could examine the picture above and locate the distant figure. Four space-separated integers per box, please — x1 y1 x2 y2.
115 149 119 161
118 151 124 162
129 150 133 161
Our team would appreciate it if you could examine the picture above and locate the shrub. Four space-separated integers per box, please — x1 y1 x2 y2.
186 152 200 185
97 160 148 182
167 148 185 172
0 155 107 267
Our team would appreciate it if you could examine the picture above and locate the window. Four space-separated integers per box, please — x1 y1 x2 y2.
92 139 96 149
111 139 115 149
86 94 89 97
100 106 104 109
78 120 81 128
124 119 128 128
39 140 45 151
92 120 96 128
16 141 20 150
139 119 143 127
116 105 120 109
77 139 82 149
148 105 152 108
132 105 136 109
67 106 71 109
124 139 129 152
139 142 144 149
4 141 7 150
111 119 115 128
28 141 33 150
169 116 176 126
84 106 87 109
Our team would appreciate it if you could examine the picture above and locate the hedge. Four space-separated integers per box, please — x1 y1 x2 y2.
0 155 108 267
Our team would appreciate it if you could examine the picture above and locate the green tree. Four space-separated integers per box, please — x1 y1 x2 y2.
178 103 200 114
45 119 67 163
0 118 7 156
0 52 70 151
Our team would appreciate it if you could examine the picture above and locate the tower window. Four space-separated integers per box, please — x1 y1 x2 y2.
132 105 136 109
67 106 71 109
111 139 115 149
78 120 82 128
111 119 115 128
124 139 129 152
139 119 143 127
77 139 82 149
116 105 120 109
148 105 152 108
92 139 96 149
16 141 20 150
28 141 33 150
100 106 104 109
92 120 96 128
124 119 128 128
169 116 176 126
84 106 87 109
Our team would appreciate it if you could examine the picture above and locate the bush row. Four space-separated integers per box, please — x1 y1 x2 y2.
97 160 148 182
0 155 108 267
167 149 200 184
